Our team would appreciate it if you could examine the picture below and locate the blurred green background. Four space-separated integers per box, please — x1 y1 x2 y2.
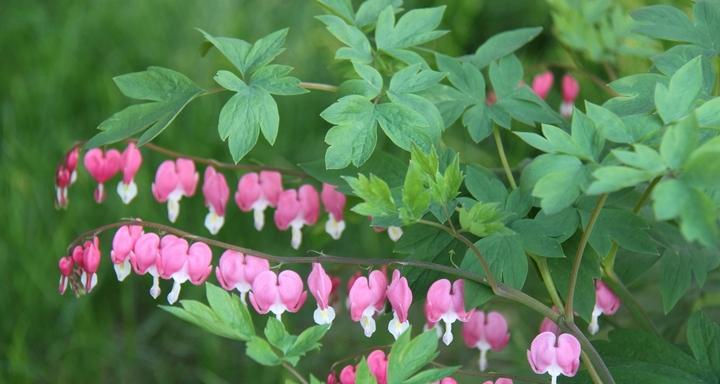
2 0 713 383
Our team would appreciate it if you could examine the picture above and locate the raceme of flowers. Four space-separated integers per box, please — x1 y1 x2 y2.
58 224 618 383
529 71 580 118
326 349 461 384
54 143 405 247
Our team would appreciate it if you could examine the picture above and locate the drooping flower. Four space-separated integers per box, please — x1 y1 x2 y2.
274 185 320 249
482 379 513 384
55 165 71 208
64 146 80 184
339 365 356 384
321 183 346 240
202 166 230 235
425 279 471 345
110 224 143 281
132 232 162 299
588 280 620 335
186 241 213 286
58 256 74 295
539 306 561 335
387 226 403 242
249 270 307 320
386 270 412 339
367 350 388 384
527 332 581 384
463 310 511 371
235 171 283 230
80 237 101 293
116 142 143 204
348 270 387 337
156 235 190 304
532 71 554 100
215 250 270 303
437 378 459 384
308 263 336 325
560 74 580 118
83 148 122 203
152 158 199 223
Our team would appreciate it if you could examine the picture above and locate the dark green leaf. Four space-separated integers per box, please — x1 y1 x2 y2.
472 27 542 69
687 311 720 377
463 233 527 289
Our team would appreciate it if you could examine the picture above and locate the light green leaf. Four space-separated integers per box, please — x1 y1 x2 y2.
345 173 397 216
198 29 252 74
387 330 440 383
316 0 355 22
654 56 703 124
403 367 458 384
462 104 493 142
660 114 698 170
286 325 330 359
612 145 666 174
587 166 655 194
353 62 383 98
631 5 701 44
459 201 506 237
463 163 508 204
354 0 401 28
355 357 377 384
389 64 445 94
244 28 289 76
489 55 523 98
472 27 542 69
246 336 282 366
250 64 307 95
652 179 718 247
696 97 720 128
376 102 432 151
316 14 373 64
205 283 254 340
400 164 432 222
217 85 278 162
435 54 485 102
520 154 583 191
532 160 588 214
585 102 633 143
683 136 720 188
375 6 447 51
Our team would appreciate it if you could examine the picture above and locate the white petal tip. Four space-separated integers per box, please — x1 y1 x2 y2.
117 181 138 205
204 211 225 235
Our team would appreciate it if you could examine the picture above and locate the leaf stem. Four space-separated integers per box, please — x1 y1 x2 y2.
532 255 563 309
299 81 338 93
493 127 517 189
565 194 607 321
283 362 308 384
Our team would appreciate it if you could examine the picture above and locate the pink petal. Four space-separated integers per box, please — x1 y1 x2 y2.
203 166 229 215
556 333 581 376
367 350 388 384
308 263 332 309
562 74 579 102
176 158 198 196
339 365 356 384
274 189 301 230
462 310 485 348
250 270 280 314
260 171 283 206
299 184 320 225
386 269 412 322
152 161 179 202
235 173 262 211
527 332 557 374
349 277 374 321
187 242 212 285
157 235 189 279
531 71 554 100
426 279 452 323
132 233 160 274
321 183 346 221
485 311 510 351
595 280 620 315
278 270 306 312
121 143 143 184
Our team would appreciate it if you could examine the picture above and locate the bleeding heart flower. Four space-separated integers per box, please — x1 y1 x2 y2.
116 143 143 204
110 224 144 281
64 146 80 184
482 379 513 384
539 306 561 335
463 310 511 371
132 232 162 298
83 148 122 203
321 183 346 240
308 263 336 325
80 237 101 293
367 350 388 384
532 71 554 100
58 256 74 295
215 250 270 303
152 158 199 222
249 270 307 320
235 171 283 230
156 235 190 304
386 270 412 340
274 185 320 249
425 279 471 346
55 165 71 208
187 242 213 285
588 280 620 335
202 166 230 235
437 378 459 384
560 74 580 118
527 332 581 384
348 270 387 337
339 365 356 384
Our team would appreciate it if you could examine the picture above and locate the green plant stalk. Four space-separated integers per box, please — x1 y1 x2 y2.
565 193 608 321
532 255 564 309
298 81 338 93
283 362 308 384
493 127 517 189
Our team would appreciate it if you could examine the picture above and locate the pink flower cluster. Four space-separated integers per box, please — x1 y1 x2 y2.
327 349 458 384
55 144 351 247
530 71 580 118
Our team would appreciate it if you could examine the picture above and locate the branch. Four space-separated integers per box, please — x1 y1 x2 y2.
299 81 339 93
430 362 546 384
283 362 309 384
565 194 607 320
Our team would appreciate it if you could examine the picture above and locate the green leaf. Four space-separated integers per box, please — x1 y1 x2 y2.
244 28 289 76
520 154 583 191
511 219 566 258
87 67 204 148
652 180 719 249
402 367 459 384
687 311 720 377
387 92 444 139
435 54 485 102
696 97 720 128
161 300 250 342
299 151 406 193
604 73 668 116
354 0 401 28
387 330 440 383
463 233 528 289
375 6 447 51
463 280 494 309
612 145 666 174
352 62 383 98
660 114 699 170
465 165 507 204
376 102 432 151
683 136 720 188
316 0 355 22
632 5 701 44
532 160 588 214
579 208 658 257
345 173 397 216
316 15 373 64
286 325 330 359
264 317 296 355
354 357 377 384
585 102 633 144
654 56 703 124
246 336 282 366
217 83 279 162
458 201 507 238
250 64 307 96
586 166 655 194
198 29 252 75
205 283 254 339
389 64 446 94
548 246 601 321
489 55 523 98
472 27 543 69
321 95 378 169
571 111 604 162
400 164 432 222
